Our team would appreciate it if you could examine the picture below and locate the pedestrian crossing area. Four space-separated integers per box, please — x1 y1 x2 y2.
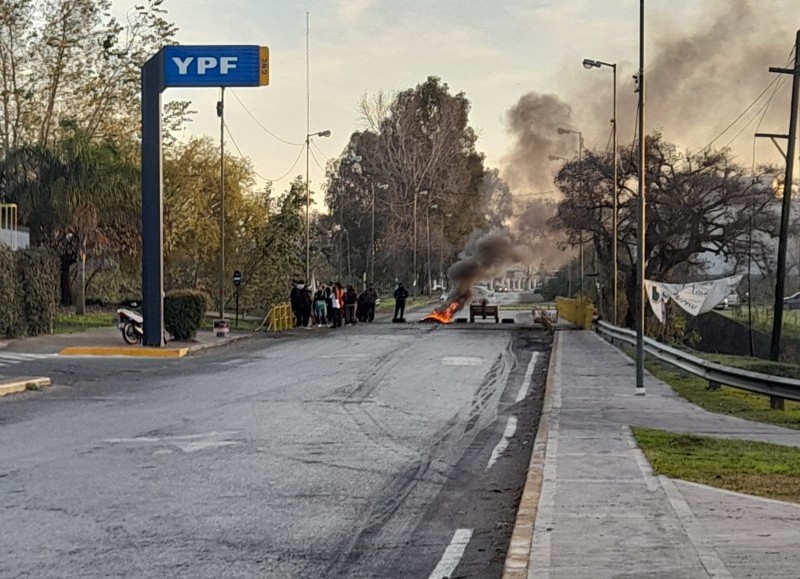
0 352 57 368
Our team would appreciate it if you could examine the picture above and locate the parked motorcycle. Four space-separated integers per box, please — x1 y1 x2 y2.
117 302 144 344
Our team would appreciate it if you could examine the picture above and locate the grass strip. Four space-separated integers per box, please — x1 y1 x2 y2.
633 427 800 503
646 359 800 430
54 312 116 334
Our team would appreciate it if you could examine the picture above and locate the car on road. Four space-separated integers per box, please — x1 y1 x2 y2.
785 291 800 310
714 290 740 310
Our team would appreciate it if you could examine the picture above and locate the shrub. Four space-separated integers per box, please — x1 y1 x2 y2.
15 248 58 336
164 289 210 341
0 246 23 337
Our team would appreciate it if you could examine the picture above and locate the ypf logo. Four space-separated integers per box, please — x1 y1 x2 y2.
171 56 239 76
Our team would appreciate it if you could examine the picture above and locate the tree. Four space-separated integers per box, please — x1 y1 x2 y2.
0 0 182 154
0 129 139 307
550 132 778 327
325 77 489 289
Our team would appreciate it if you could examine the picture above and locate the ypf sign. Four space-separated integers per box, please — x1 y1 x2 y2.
164 45 269 87
140 45 269 347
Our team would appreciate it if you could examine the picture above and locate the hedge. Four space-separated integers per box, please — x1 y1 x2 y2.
0 246 23 337
164 289 210 341
0 246 57 338
15 247 58 336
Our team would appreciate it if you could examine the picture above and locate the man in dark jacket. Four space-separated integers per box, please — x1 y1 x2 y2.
289 280 303 327
362 285 378 322
393 282 409 322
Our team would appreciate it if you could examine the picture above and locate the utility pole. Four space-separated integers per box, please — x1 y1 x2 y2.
635 0 646 395
759 30 800 368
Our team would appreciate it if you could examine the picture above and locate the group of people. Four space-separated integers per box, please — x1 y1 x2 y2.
289 281 379 329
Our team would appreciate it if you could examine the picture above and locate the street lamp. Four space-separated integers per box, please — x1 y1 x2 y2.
371 182 389 284
634 0 646 395
427 203 439 295
583 57 619 326
305 129 331 283
413 189 428 298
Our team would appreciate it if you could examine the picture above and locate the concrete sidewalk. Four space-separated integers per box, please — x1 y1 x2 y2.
508 330 800 579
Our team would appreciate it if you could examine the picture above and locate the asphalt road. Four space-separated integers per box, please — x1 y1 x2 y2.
0 312 549 578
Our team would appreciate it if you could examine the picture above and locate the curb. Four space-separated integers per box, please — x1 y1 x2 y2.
59 346 189 358
502 332 559 578
0 377 52 397
57 332 255 358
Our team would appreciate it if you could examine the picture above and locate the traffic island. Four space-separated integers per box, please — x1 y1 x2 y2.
57 331 253 358
0 377 51 397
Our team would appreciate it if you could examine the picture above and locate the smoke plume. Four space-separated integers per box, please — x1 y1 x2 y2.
445 230 533 309
501 92 576 193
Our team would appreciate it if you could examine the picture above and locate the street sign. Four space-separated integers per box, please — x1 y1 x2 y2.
164 45 269 87
233 270 242 287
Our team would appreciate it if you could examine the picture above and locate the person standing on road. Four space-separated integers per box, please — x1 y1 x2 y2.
363 284 378 322
313 285 327 327
290 280 303 327
344 285 358 325
300 282 313 328
393 282 409 322
330 282 344 328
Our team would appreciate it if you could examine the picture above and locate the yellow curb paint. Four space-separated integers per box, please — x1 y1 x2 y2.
501 332 559 579
58 347 189 358
0 377 51 397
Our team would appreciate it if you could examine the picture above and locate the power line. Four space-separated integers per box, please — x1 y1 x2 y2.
229 89 305 146
700 46 796 153
308 144 326 172
224 121 307 183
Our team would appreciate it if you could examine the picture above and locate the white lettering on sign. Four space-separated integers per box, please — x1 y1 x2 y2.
172 56 193 75
171 55 241 76
197 56 217 74
220 57 238 74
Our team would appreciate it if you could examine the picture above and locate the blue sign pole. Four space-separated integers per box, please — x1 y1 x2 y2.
140 45 268 347
141 51 165 347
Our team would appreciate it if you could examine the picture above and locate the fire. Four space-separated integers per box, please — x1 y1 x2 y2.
421 301 461 324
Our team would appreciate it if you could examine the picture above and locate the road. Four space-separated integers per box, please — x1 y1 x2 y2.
0 308 549 578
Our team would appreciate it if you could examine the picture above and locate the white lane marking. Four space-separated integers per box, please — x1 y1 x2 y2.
428 528 473 579
515 352 539 402
105 431 241 453
319 354 367 360
442 356 483 366
659 475 734 579
485 416 518 471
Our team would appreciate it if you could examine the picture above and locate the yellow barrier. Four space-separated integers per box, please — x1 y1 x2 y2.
266 303 294 332
555 297 595 330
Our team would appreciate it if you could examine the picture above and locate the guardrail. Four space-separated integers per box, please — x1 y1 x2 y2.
596 320 799 409
266 303 294 332
556 297 595 330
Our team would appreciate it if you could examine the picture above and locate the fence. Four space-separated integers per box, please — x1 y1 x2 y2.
266 303 293 332
596 320 800 409
555 297 595 330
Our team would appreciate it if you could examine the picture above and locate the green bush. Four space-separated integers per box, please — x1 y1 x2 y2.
164 289 210 341
0 246 23 337
15 248 58 336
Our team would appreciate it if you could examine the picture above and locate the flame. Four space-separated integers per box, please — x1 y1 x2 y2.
421 301 461 324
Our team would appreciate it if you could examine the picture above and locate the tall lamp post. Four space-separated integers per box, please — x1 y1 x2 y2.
371 182 388 284
582 58 618 326
305 129 331 283
413 189 428 298
427 203 438 295
634 0 647 395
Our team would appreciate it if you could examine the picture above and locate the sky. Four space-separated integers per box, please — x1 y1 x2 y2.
126 0 799 207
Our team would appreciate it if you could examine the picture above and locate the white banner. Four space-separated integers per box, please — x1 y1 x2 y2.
644 274 743 323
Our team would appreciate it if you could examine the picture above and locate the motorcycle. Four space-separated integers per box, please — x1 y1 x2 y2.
117 302 144 344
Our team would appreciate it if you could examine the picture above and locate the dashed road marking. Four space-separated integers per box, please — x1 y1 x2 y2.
515 352 539 402
486 416 518 471
428 528 473 579
442 356 483 366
